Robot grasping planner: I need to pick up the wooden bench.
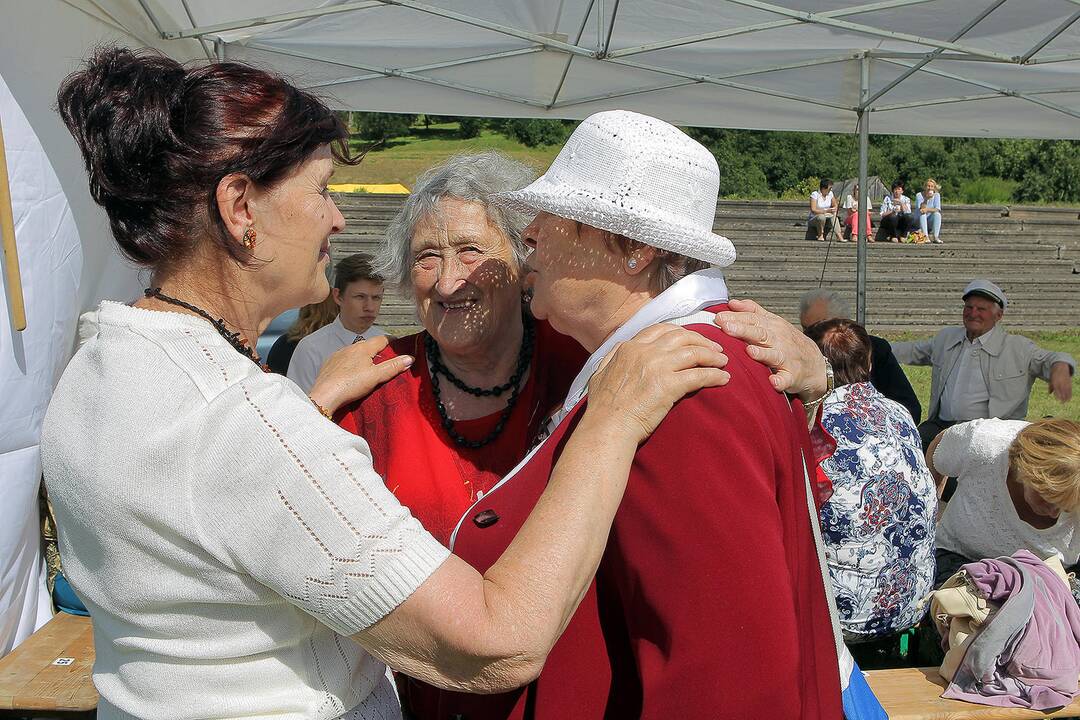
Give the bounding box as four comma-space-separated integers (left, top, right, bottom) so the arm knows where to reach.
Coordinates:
866, 666, 1080, 719
0, 613, 96, 718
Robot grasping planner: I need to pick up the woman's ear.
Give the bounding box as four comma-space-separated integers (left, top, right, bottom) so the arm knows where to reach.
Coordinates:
625, 243, 659, 276
216, 172, 256, 245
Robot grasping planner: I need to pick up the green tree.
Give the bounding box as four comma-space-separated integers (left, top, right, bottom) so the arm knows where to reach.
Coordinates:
358, 112, 416, 142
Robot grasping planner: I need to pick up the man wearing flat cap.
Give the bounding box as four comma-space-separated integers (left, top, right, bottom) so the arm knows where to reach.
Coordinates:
893, 279, 1075, 450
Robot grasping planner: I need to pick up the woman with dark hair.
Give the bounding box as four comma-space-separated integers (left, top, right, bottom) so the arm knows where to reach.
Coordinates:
809, 177, 838, 242
879, 181, 916, 242
806, 318, 937, 643
42, 47, 733, 719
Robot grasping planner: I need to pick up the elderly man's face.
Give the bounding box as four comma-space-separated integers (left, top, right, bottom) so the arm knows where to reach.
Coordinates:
962, 295, 1003, 338
409, 198, 522, 356
799, 299, 834, 331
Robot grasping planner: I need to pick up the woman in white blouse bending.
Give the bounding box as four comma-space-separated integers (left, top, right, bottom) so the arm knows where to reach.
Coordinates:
44, 48, 823, 719
927, 417, 1080, 592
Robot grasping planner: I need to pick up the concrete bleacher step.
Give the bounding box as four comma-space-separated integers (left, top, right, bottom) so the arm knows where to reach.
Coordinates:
330, 193, 1080, 334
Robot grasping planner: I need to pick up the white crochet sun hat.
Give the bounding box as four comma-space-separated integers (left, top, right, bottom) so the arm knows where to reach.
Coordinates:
494, 110, 735, 267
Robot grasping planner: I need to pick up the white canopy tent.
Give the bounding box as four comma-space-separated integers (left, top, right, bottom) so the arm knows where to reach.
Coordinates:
1, 0, 1078, 651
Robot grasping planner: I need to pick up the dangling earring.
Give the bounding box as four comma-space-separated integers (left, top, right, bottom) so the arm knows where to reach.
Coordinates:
242, 226, 257, 250
627, 257, 638, 270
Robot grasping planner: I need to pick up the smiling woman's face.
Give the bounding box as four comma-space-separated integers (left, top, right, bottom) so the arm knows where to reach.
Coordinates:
409, 197, 523, 356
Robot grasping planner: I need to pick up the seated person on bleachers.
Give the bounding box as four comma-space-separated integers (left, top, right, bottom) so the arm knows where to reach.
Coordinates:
915, 178, 942, 244
808, 178, 838, 242
926, 417, 1080, 599
800, 289, 921, 423
841, 182, 872, 242
879, 181, 916, 242
806, 319, 937, 642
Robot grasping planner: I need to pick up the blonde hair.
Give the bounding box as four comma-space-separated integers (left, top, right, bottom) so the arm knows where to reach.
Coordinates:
1009, 418, 1080, 513
926, 178, 939, 191
286, 293, 338, 342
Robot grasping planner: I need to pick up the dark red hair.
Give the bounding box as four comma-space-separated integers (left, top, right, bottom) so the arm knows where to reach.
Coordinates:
805, 318, 873, 386
57, 45, 360, 270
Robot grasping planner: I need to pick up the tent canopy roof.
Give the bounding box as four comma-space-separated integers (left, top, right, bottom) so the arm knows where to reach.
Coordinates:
124, 0, 1080, 139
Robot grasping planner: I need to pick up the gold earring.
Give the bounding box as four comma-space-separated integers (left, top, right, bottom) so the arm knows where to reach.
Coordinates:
242, 226, 257, 250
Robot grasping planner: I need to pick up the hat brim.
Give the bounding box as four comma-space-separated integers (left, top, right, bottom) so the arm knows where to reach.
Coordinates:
494, 180, 736, 268
963, 289, 1006, 308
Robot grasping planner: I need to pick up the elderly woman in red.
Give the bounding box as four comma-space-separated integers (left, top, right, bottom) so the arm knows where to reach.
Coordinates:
437, 111, 845, 719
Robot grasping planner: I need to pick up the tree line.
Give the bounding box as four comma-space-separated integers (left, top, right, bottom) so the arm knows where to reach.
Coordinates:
341, 112, 1080, 205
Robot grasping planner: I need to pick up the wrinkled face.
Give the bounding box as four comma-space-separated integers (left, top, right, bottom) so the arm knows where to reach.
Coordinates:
520, 211, 627, 343
1022, 482, 1061, 519
410, 197, 522, 355
800, 299, 833, 331
334, 278, 384, 335
962, 294, 1003, 338
251, 145, 344, 308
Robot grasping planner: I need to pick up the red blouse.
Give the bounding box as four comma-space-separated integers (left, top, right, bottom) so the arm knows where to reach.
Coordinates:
440, 308, 844, 720
337, 321, 587, 546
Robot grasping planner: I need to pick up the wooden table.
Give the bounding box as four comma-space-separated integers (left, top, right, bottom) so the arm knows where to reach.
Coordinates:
866, 667, 1080, 719
0, 613, 97, 717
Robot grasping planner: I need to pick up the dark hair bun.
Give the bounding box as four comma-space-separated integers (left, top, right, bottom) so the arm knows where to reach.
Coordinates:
58, 45, 357, 271
57, 46, 188, 265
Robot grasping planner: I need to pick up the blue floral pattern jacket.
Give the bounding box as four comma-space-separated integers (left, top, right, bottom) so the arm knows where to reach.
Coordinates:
819, 382, 937, 641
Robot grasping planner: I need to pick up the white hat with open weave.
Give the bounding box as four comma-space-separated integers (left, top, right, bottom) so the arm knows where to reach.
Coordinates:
494, 110, 735, 267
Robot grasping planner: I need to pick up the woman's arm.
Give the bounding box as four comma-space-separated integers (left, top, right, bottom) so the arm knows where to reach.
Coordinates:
352, 324, 729, 693
925, 431, 948, 496
809, 195, 822, 215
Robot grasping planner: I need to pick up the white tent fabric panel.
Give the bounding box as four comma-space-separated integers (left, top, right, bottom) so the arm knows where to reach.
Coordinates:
0, 72, 81, 655
112, 0, 1080, 139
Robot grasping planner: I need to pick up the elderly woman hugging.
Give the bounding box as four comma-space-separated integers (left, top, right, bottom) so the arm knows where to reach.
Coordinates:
430, 112, 842, 719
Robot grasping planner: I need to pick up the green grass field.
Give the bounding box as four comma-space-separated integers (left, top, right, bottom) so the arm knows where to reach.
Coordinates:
882, 330, 1080, 422
335, 126, 559, 187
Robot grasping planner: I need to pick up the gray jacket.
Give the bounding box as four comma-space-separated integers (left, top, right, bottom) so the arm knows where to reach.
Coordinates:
892, 325, 1075, 422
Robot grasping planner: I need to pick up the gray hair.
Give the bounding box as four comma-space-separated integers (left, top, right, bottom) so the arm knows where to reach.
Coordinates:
376, 151, 537, 294
799, 288, 851, 321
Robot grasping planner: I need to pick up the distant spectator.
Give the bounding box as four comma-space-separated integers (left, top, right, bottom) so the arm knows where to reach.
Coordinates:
809, 178, 838, 242
287, 253, 387, 392
879, 181, 916, 242
892, 279, 1075, 450
926, 417, 1080, 590
800, 289, 921, 423
916, 179, 943, 244
806, 318, 937, 641
841, 183, 872, 242
265, 293, 338, 375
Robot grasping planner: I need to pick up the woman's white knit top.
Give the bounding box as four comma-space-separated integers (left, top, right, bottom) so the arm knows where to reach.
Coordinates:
41, 302, 450, 720
935, 418, 1080, 564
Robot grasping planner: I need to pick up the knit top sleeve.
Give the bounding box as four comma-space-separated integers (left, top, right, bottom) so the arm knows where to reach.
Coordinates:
933, 418, 1027, 480
186, 372, 451, 637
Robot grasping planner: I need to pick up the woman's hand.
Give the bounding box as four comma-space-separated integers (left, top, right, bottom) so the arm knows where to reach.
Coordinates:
712, 298, 828, 403
587, 324, 730, 443
308, 336, 413, 414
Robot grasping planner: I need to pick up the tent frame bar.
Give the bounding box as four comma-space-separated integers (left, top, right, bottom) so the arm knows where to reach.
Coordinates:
607, 0, 937, 59
861, 0, 1007, 108
1021, 9, 1080, 63
856, 54, 870, 326
246, 42, 551, 108
301, 47, 544, 91
877, 58, 1080, 121
548, 0, 597, 107
722, 0, 1019, 62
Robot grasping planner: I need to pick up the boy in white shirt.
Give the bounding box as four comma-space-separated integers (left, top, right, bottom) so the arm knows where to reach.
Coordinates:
288, 253, 387, 392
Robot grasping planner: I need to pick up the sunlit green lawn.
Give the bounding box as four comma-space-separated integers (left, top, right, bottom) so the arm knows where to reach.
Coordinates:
335, 126, 559, 188
881, 330, 1080, 422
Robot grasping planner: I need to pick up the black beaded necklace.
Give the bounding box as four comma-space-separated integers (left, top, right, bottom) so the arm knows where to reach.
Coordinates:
144, 288, 266, 369
425, 315, 535, 449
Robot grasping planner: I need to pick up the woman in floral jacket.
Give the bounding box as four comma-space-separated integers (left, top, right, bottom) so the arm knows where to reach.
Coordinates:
807, 318, 937, 641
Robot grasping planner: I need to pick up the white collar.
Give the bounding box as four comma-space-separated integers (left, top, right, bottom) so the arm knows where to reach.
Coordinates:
328, 315, 358, 344
561, 268, 729, 412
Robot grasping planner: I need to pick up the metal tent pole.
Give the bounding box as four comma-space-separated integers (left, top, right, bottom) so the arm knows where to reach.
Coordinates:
0, 114, 26, 331
856, 54, 870, 325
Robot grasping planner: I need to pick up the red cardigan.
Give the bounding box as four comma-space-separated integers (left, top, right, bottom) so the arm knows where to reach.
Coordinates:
442, 311, 843, 719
